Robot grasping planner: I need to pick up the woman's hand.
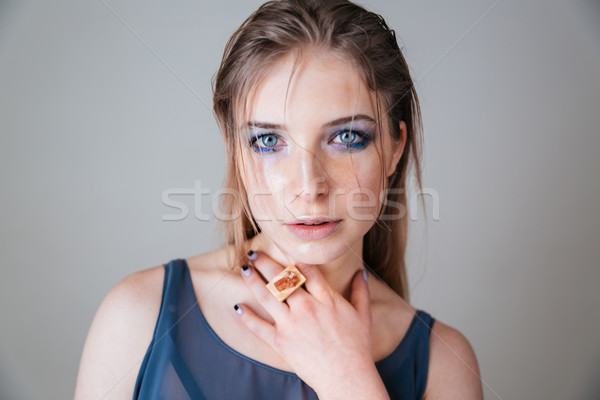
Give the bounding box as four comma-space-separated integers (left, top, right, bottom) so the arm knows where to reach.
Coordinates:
234, 251, 389, 400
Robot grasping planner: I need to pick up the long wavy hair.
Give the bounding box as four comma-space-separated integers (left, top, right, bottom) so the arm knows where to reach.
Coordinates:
212, 0, 426, 300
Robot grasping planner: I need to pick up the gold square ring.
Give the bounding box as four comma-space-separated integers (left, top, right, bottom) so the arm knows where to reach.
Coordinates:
265, 264, 307, 302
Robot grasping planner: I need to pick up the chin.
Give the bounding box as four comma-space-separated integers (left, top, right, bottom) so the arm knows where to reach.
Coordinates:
279, 240, 355, 266
256, 223, 367, 265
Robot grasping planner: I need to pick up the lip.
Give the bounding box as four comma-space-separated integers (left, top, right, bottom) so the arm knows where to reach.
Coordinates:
285, 220, 341, 240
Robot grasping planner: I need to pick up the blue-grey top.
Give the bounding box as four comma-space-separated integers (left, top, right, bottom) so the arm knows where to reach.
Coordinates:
133, 259, 435, 400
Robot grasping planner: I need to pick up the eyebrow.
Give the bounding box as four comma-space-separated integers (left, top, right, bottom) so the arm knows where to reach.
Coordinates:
246, 114, 376, 130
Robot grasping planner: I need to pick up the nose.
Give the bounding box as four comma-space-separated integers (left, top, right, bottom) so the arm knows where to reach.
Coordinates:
294, 149, 329, 200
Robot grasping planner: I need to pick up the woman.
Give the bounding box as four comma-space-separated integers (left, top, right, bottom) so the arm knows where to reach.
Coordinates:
75, 0, 483, 398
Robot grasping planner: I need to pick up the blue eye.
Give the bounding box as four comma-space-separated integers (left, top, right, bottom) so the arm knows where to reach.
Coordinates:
249, 133, 281, 153
331, 129, 371, 150
338, 130, 358, 144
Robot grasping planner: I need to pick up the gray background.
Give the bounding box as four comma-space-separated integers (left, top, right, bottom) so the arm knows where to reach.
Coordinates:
1, 0, 599, 399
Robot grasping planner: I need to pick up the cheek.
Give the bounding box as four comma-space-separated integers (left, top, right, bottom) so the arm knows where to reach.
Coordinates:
243, 161, 287, 220
336, 158, 385, 219
243, 153, 385, 221
337, 156, 384, 194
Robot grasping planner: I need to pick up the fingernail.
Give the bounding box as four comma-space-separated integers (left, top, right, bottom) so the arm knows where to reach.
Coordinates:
362, 269, 368, 282
234, 304, 243, 315
247, 250, 258, 261
241, 264, 252, 277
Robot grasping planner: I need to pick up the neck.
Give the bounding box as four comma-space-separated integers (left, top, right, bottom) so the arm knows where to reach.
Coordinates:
249, 233, 364, 302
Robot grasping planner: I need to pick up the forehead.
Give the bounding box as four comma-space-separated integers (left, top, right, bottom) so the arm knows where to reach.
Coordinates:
245, 51, 377, 126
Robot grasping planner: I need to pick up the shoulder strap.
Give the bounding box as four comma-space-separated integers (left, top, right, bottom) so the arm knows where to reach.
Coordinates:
152, 259, 188, 336
414, 310, 436, 400
133, 259, 187, 399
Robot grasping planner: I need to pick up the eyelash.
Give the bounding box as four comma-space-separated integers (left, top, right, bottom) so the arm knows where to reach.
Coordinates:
248, 129, 372, 154
330, 129, 371, 151
248, 133, 282, 153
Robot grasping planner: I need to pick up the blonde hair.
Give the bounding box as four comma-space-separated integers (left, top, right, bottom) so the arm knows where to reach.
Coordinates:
212, 0, 426, 300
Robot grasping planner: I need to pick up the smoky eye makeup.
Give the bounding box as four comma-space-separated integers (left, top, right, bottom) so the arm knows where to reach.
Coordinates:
245, 119, 377, 154
247, 128, 285, 153
328, 122, 376, 151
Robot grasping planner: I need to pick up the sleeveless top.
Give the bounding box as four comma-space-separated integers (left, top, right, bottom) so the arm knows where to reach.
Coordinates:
133, 259, 435, 400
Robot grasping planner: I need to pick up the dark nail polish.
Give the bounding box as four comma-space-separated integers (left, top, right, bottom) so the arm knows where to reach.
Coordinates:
241, 264, 251, 277
247, 250, 258, 261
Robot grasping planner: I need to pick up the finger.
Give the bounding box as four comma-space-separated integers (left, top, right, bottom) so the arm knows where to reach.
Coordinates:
240, 264, 288, 320
247, 250, 286, 281
248, 251, 312, 305
350, 268, 371, 323
293, 263, 335, 304
233, 303, 277, 347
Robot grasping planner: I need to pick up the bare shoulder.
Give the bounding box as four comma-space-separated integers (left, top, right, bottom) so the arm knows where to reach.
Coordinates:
74, 264, 166, 400
184, 244, 243, 290
186, 243, 238, 273
424, 319, 484, 400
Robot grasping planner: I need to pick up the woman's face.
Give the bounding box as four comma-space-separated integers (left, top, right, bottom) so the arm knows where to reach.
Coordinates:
240, 51, 405, 265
